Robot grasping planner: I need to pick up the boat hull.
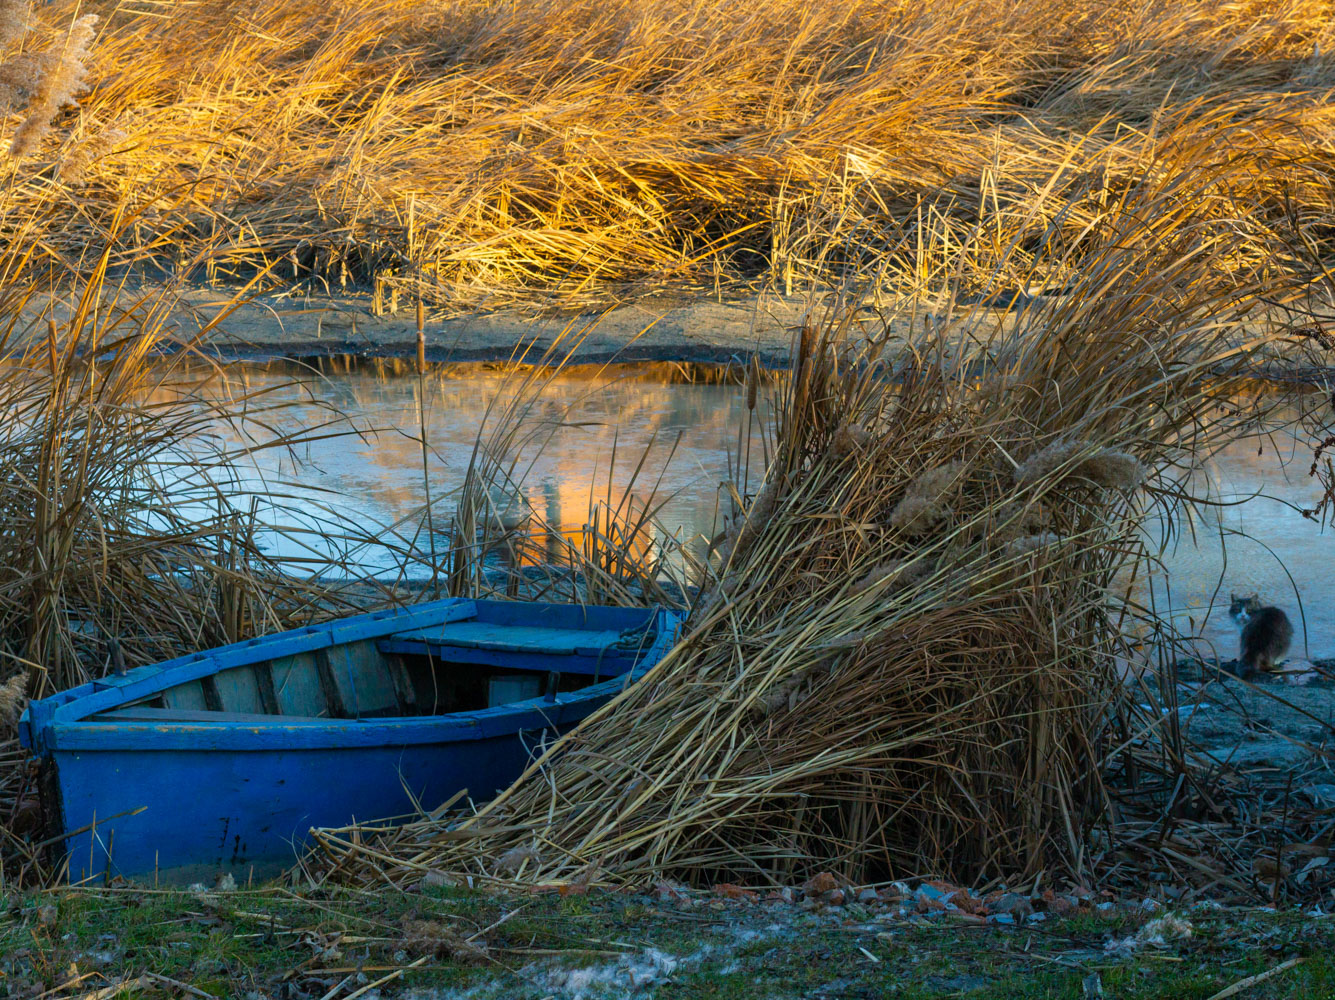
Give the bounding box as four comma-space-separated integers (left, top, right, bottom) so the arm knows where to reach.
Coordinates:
21, 598, 680, 881
46, 708, 585, 881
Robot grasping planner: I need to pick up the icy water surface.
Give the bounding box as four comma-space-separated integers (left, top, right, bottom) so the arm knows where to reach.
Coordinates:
1142, 413, 1334, 663
192, 360, 769, 579
194, 362, 1334, 659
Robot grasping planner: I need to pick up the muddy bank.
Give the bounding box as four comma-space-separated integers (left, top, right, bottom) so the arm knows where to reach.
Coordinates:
172, 286, 824, 365
25, 282, 1330, 373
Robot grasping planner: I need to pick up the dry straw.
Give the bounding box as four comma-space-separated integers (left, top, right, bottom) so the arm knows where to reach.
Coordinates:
0, 0, 1333, 304
311, 133, 1318, 890
0, 232, 412, 705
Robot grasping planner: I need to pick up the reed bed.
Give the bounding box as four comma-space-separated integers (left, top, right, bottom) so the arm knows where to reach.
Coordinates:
438, 332, 708, 610
1, 0, 1333, 307
0, 246, 443, 880
0, 242, 399, 706
311, 147, 1318, 892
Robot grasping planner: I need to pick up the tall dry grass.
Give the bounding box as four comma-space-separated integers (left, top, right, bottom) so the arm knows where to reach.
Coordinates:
0, 231, 416, 877
311, 132, 1317, 891
0, 0, 1332, 306
0, 246, 397, 708
437, 329, 708, 609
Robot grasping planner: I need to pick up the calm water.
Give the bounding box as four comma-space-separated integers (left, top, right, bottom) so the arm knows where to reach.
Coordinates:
1143, 421, 1334, 662
195, 364, 1334, 659
192, 363, 769, 579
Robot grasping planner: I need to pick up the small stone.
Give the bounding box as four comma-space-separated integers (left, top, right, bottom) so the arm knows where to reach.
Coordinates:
914, 883, 953, 907
713, 882, 758, 903
825, 889, 846, 906
857, 888, 879, 904
803, 872, 839, 896
993, 893, 1034, 919
1046, 894, 1078, 916
987, 913, 1015, 925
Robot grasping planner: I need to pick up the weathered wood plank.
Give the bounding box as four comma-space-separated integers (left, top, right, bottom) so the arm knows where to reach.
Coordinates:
162, 681, 208, 712
212, 667, 266, 714
388, 622, 623, 655
334, 639, 400, 718
268, 653, 327, 718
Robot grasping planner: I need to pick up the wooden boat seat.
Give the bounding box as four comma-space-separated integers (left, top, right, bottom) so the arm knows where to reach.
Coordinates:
377, 621, 646, 676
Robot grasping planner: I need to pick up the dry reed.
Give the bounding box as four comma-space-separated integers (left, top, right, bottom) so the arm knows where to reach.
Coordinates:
0, 0, 1331, 308
310, 139, 1317, 891
0, 238, 401, 705
440, 328, 693, 610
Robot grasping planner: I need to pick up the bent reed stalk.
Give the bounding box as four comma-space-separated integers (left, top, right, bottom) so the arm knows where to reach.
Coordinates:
310, 141, 1317, 891
1, 0, 1334, 308
0, 255, 400, 709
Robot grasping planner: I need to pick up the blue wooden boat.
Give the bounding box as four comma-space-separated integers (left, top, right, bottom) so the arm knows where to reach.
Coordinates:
19, 597, 681, 882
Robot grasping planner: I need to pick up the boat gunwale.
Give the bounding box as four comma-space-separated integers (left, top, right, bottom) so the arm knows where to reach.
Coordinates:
41, 672, 645, 751
21, 599, 678, 754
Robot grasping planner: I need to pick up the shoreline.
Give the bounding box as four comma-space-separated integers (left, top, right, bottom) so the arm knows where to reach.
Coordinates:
176, 285, 818, 366
25, 281, 1335, 382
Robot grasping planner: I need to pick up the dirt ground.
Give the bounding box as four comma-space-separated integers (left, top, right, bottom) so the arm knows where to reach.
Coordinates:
4, 876, 1332, 999
1167, 660, 1335, 778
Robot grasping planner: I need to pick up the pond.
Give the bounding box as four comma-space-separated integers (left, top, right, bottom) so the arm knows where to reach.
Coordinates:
195, 362, 1334, 660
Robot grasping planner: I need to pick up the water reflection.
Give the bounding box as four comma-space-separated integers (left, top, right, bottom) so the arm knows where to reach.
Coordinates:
195, 364, 1332, 659
196, 363, 769, 581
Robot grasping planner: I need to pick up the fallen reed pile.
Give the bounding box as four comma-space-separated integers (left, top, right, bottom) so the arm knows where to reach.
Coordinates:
2, 0, 1334, 306
312, 153, 1315, 890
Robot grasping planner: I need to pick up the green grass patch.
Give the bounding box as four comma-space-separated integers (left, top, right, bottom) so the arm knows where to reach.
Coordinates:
1, 886, 1332, 998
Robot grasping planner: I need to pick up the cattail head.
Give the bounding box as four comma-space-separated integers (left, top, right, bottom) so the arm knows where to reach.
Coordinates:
1003, 532, 1061, 557
0, 0, 27, 51
832, 422, 872, 458
0, 672, 26, 730
9, 13, 98, 159
1077, 450, 1145, 490
57, 124, 126, 185
724, 478, 779, 564
746, 355, 760, 410
889, 461, 962, 534
850, 557, 933, 598
1015, 439, 1145, 492
495, 843, 540, 873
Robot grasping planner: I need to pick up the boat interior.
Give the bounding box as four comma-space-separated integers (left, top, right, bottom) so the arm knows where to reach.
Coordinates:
90, 601, 663, 724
